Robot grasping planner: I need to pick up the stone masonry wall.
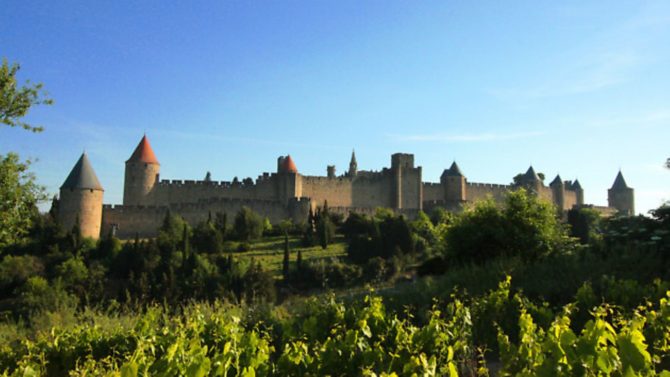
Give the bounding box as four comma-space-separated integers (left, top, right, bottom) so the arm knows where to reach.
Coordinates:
466, 182, 511, 202
301, 176, 353, 207
422, 183, 443, 202
59, 188, 104, 239
351, 174, 394, 208
102, 197, 298, 239
563, 190, 577, 210
149, 175, 279, 205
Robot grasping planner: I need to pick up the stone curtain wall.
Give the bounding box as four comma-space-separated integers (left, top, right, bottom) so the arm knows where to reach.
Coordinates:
149, 175, 280, 205
102, 197, 299, 239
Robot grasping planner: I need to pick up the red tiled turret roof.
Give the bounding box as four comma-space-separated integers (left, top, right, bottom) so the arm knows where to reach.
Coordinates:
283, 155, 298, 173
126, 135, 159, 164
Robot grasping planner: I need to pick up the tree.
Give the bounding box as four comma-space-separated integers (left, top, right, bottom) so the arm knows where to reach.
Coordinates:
282, 233, 290, 279
0, 153, 46, 250
316, 214, 335, 250
0, 60, 52, 251
233, 206, 263, 241
1, 59, 53, 132
445, 189, 572, 264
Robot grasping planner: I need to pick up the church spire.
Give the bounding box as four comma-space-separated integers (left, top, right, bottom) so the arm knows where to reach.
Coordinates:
348, 149, 358, 176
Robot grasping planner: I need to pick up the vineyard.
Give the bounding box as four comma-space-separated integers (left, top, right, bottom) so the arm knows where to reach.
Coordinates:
1, 277, 669, 376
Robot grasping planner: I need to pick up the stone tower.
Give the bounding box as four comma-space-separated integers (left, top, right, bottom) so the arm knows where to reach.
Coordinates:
608, 171, 635, 216
58, 153, 104, 239
572, 179, 584, 205
390, 153, 422, 210
277, 155, 302, 204
549, 174, 565, 210
519, 166, 543, 194
348, 150, 357, 177
123, 135, 160, 206
441, 161, 466, 202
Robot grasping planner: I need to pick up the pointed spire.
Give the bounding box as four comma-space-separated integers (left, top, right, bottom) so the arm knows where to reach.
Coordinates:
446, 161, 464, 177
550, 174, 563, 187
572, 179, 582, 190
61, 153, 103, 191
348, 149, 358, 176
283, 155, 298, 173
611, 171, 629, 190
127, 135, 159, 164
524, 166, 540, 181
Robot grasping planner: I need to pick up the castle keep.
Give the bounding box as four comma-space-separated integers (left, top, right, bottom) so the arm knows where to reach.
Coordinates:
58, 135, 636, 239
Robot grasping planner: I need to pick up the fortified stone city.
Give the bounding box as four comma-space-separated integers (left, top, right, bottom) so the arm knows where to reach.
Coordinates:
57, 135, 635, 239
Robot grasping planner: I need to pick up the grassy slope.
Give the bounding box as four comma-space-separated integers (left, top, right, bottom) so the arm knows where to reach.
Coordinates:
226, 235, 347, 277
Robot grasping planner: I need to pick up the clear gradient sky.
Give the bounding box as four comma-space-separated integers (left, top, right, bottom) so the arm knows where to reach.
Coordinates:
1, 1, 669, 214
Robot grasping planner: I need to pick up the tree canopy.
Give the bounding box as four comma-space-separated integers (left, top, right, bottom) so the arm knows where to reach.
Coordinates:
445, 189, 572, 264
0, 59, 52, 251
1, 59, 52, 132
0, 154, 46, 250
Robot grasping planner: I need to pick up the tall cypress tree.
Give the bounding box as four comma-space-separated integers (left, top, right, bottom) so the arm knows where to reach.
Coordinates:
296, 248, 303, 272
282, 233, 290, 279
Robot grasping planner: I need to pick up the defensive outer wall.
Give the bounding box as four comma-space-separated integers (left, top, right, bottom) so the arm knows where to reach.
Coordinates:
58, 136, 635, 239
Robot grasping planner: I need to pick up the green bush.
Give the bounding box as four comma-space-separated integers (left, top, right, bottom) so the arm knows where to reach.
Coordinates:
233, 207, 264, 241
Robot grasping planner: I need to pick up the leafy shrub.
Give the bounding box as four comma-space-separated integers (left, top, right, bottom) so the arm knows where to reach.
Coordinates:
233, 206, 264, 241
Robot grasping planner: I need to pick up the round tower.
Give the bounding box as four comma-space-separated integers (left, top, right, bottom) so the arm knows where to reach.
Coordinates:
518, 166, 543, 194
572, 179, 584, 205
58, 153, 104, 239
549, 174, 565, 211
441, 161, 466, 202
608, 171, 635, 216
277, 155, 301, 204
123, 135, 160, 206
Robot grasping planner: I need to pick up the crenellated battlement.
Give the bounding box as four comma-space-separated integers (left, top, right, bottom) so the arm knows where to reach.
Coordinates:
467, 182, 511, 189
423, 182, 442, 188
158, 178, 262, 188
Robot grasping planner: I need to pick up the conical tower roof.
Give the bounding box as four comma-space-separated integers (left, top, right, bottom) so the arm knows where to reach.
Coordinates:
350, 150, 357, 165
524, 166, 540, 181
61, 153, 103, 191
126, 135, 159, 164
550, 174, 563, 187
446, 161, 464, 177
283, 155, 298, 173
611, 171, 629, 190
572, 179, 582, 190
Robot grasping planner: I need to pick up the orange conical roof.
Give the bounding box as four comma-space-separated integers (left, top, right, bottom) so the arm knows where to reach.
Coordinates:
283, 155, 298, 173
126, 135, 159, 164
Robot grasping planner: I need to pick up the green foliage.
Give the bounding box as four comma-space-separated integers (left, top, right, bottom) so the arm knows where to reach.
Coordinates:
192, 220, 223, 254
233, 207, 264, 241
316, 212, 335, 250
0, 59, 53, 132
0, 153, 46, 251
567, 206, 603, 245
17, 276, 77, 317
497, 294, 670, 376
0, 255, 43, 295
445, 189, 573, 265
344, 212, 415, 264
4, 278, 668, 376
282, 234, 290, 279
158, 211, 190, 247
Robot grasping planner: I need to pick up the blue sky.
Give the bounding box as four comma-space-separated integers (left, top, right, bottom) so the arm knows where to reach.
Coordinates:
1, 1, 669, 214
